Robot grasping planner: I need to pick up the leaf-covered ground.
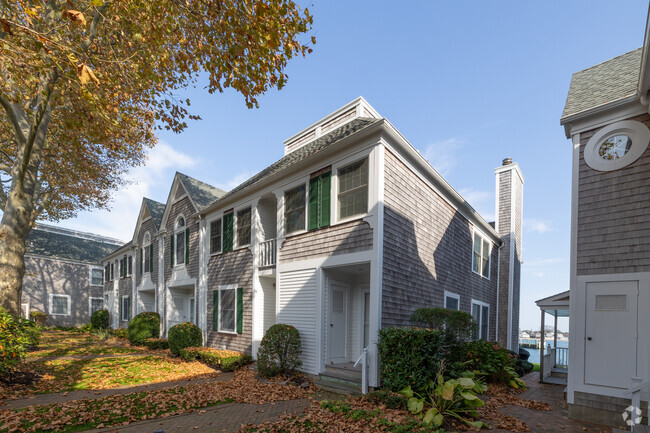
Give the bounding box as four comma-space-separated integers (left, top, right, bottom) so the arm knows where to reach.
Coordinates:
26, 331, 145, 359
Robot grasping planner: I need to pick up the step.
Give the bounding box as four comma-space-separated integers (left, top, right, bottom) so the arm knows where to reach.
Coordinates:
324, 365, 362, 382
314, 377, 361, 396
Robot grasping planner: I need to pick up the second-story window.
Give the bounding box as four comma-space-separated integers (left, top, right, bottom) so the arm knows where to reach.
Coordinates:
472, 231, 491, 279
285, 185, 306, 234
338, 158, 368, 220
127, 256, 132, 276
143, 232, 151, 274
308, 168, 331, 230
210, 218, 222, 254
236, 208, 251, 247
172, 216, 189, 266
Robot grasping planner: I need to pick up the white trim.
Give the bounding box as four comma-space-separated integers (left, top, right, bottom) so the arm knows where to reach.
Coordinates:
283, 182, 308, 236
583, 120, 650, 171
334, 155, 371, 224
568, 132, 580, 405
143, 231, 152, 275
471, 227, 492, 280
234, 205, 253, 248
89, 297, 104, 317
174, 214, 188, 267
471, 299, 490, 341
207, 215, 223, 255
89, 266, 104, 287
217, 284, 238, 334
49, 294, 71, 316
444, 291, 460, 310
21, 302, 30, 319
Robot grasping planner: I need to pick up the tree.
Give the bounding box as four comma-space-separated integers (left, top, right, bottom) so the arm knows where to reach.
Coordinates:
0, 0, 314, 315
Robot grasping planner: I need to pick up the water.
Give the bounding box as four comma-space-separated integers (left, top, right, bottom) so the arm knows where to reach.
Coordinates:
521, 340, 569, 364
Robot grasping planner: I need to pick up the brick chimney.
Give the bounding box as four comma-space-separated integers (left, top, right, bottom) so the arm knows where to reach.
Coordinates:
495, 158, 524, 351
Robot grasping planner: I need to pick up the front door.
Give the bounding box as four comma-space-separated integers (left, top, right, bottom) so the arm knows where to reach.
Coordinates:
584, 280, 638, 388
171, 294, 189, 326
328, 283, 348, 363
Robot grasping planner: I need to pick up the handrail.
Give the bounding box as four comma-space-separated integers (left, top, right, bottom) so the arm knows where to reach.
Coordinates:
625, 378, 650, 395
353, 346, 368, 394
624, 378, 648, 431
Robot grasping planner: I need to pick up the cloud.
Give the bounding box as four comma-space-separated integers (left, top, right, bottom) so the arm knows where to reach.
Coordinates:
524, 218, 553, 234
214, 170, 256, 193
457, 187, 494, 222
423, 138, 463, 176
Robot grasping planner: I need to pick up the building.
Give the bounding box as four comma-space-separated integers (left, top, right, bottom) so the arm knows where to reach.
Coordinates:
102, 97, 523, 390
559, 6, 650, 426
22, 224, 123, 327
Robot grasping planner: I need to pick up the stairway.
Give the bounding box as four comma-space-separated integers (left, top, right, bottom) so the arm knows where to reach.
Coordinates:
315, 363, 362, 395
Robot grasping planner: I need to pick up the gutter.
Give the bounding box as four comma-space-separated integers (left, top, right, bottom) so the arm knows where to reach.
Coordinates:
560, 94, 640, 138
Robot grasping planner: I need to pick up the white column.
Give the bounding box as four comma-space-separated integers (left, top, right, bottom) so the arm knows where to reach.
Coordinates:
157, 233, 166, 335
250, 198, 263, 358
198, 217, 208, 345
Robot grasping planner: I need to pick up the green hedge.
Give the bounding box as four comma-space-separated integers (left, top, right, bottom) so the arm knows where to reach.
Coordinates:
168, 322, 202, 356
91, 310, 109, 330
142, 338, 168, 350
410, 307, 477, 341
179, 347, 252, 371
256, 324, 302, 378
0, 308, 40, 376
127, 312, 160, 345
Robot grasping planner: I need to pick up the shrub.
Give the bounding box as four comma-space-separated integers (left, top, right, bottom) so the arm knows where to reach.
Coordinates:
256, 324, 302, 378
410, 307, 477, 341
0, 307, 40, 375
127, 312, 160, 345
515, 359, 534, 377
30, 311, 47, 327
464, 340, 525, 388
142, 338, 169, 350
180, 347, 252, 371
110, 328, 128, 339
91, 309, 110, 330
168, 322, 202, 356
80, 323, 93, 332
378, 327, 465, 392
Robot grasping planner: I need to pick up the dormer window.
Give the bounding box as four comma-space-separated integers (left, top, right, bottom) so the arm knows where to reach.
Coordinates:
171, 216, 189, 266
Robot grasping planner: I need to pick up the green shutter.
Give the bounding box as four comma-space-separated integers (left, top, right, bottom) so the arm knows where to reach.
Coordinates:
139, 249, 143, 274
236, 287, 243, 334
185, 228, 190, 264
213, 290, 219, 331
320, 172, 331, 227
223, 212, 234, 252
170, 235, 174, 266
308, 177, 319, 230
149, 243, 154, 271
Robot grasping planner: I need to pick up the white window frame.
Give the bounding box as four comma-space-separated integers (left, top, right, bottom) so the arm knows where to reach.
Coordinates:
175, 215, 187, 266
49, 294, 71, 316
143, 231, 152, 274
21, 302, 30, 319
583, 120, 650, 171
127, 255, 132, 276
121, 295, 130, 322
235, 206, 252, 248
471, 228, 491, 280
332, 149, 373, 225
471, 299, 490, 341
444, 291, 460, 310
284, 183, 308, 235
217, 284, 237, 334
89, 297, 104, 317
209, 216, 223, 255
90, 267, 104, 286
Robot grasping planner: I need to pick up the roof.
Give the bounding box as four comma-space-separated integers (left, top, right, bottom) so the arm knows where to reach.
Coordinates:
106, 240, 133, 258
27, 226, 124, 265
203, 117, 380, 211
561, 48, 642, 121
143, 198, 165, 229
177, 173, 226, 211
535, 290, 570, 317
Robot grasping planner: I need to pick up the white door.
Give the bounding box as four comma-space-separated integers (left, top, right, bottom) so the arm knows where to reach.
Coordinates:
584, 280, 638, 388
328, 283, 348, 363
171, 294, 188, 326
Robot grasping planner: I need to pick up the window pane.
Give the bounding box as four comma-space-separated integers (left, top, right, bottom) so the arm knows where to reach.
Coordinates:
144, 246, 150, 273
220, 289, 236, 332
338, 159, 368, 219
285, 185, 306, 234
53, 296, 68, 315
237, 208, 251, 246
90, 298, 103, 315
128, 256, 132, 275
445, 296, 459, 310
122, 297, 129, 321
481, 305, 489, 340
91, 269, 103, 285
210, 219, 222, 254
176, 231, 185, 264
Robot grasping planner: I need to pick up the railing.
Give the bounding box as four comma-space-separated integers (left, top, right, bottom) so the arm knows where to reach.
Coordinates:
624, 378, 649, 431
542, 347, 553, 379
555, 347, 569, 369
353, 346, 369, 394
259, 238, 277, 267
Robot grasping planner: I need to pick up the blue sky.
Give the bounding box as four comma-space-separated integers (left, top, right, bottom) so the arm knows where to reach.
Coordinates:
54, 1, 649, 331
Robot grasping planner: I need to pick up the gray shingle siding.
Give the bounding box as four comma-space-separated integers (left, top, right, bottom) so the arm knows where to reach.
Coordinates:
136, 218, 158, 287
163, 196, 200, 283
497, 171, 511, 348
577, 113, 650, 275
381, 150, 497, 340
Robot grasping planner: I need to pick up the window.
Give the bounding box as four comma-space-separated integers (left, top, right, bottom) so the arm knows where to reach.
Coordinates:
444, 291, 460, 310
172, 216, 189, 266
471, 300, 489, 341
584, 120, 650, 171
89, 297, 104, 316
110, 262, 114, 280
236, 207, 251, 246
91, 268, 103, 286
121, 296, 131, 322
285, 185, 306, 234
105, 264, 110, 282
210, 218, 222, 254
143, 232, 152, 274
50, 294, 70, 316
308, 169, 331, 230
213, 286, 243, 333
222, 211, 234, 252
127, 256, 132, 276
338, 158, 368, 220
472, 231, 491, 279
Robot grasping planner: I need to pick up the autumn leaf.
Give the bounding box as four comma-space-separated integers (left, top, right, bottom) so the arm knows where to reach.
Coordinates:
65, 10, 87, 26
77, 64, 100, 85
0, 19, 12, 35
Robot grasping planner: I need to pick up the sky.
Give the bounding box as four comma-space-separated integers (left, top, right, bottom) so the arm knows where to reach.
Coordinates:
51, 1, 650, 332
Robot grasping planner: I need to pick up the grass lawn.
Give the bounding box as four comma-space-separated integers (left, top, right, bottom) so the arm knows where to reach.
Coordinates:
27, 331, 144, 359
532, 363, 540, 372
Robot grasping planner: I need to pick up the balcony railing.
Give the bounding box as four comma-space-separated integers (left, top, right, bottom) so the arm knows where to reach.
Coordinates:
555, 347, 568, 369
259, 238, 277, 267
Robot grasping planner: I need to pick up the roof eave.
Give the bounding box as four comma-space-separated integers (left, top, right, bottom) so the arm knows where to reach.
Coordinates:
560, 94, 640, 138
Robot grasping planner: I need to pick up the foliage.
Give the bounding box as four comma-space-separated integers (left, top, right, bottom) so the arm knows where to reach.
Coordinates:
110, 328, 128, 340
378, 327, 465, 392
167, 322, 202, 356
0, 307, 39, 375
142, 338, 168, 350
365, 390, 408, 410
180, 347, 252, 371
29, 311, 47, 326
515, 359, 534, 377
399, 364, 487, 429
80, 323, 93, 332
91, 309, 109, 330
464, 340, 525, 388
127, 312, 160, 345
256, 323, 302, 378
410, 308, 478, 341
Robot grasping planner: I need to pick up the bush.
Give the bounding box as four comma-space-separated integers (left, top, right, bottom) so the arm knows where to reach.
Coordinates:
256, 324, 302, 378
378, 327, 465, 392
110, 328, 128, 339
30, 311, 47, 327
168, 322, 202, 356
142, 338, 168, 350
464, 340, 524, 388
127, 312, 160, 345
515, 359, 534, 377
91, 309, 110, 330
0, 307, 40, 375
410, 307, 477, 341
180, 347, 252, 371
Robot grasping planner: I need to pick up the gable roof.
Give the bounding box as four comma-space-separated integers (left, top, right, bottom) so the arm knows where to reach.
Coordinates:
201, 117, 380, 214
143, 198, 165, 229
561, 48, 642, 122
177, 173, 226, 211
27, 226, 124, 265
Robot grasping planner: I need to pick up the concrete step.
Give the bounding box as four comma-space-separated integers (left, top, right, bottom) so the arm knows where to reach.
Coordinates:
314, 377, 361, 396
324, 365, 362, 382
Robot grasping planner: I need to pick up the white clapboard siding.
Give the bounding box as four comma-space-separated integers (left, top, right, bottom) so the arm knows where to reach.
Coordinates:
278, 269, 317, 374
348, 288, 361, 361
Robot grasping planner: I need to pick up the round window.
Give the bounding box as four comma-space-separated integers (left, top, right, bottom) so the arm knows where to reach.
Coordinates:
584, 121, 650, 171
